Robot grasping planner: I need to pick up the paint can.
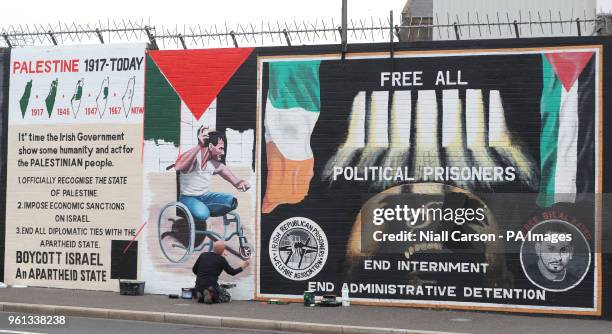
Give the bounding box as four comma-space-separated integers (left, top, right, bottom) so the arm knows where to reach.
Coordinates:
119, 280, 145, 296
181, 287, 193, 299
303, 290, 315, 306
268, 299, 287, 305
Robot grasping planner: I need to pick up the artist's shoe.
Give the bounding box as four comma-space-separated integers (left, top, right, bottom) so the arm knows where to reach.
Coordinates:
203, 289, 213, 304
196, 291, 204, 303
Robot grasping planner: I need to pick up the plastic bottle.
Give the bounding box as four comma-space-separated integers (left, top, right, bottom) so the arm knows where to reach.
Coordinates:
342, 285, 350, 306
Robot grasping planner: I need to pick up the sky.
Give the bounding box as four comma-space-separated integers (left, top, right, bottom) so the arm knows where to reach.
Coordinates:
599, 0, 612, 11
0, 0, 406, 27
0, 0, 610, 27
0, 0, 609, 27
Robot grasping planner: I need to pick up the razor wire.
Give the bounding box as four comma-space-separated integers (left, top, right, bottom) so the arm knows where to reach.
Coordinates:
154, 17, 396, 49
428, 9, 605, 41
0, 13, 608, 49
0, 18, 154, 48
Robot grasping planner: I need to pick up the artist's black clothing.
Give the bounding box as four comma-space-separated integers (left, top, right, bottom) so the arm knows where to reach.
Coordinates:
192, 252, 242, 290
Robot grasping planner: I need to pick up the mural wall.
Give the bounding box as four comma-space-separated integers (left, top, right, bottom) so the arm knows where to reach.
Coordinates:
256, 46, 603, 315
4, 44, 146, 290
0, 39, 609, 316
142, 48, 257, 299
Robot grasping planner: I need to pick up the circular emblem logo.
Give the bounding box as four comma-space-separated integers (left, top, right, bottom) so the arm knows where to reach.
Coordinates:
269, 217, 328, 281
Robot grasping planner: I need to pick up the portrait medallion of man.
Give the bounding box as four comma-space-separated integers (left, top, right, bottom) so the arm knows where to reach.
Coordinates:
520, 219, 591, 292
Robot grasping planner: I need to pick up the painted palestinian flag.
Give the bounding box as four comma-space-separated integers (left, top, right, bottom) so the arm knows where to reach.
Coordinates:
262, 60, 321, 213
537, 52, 595, 207
145, 48, 254, 146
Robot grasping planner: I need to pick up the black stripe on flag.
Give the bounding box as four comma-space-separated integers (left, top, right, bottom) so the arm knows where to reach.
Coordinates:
576, 57, 596, 197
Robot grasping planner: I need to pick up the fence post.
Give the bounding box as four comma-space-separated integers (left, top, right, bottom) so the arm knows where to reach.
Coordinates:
145, 26, 158, 50
48, 31, 58, 45
341, 0, 348, 52
2, 34, 11, 48
229, 31, 238, 47
282, 29, 291, 46
453, 22, 460, 40
178, 34, 187, 49
513, 20, 520, 38
390, 10, 394, 44
95, 29, 104, 44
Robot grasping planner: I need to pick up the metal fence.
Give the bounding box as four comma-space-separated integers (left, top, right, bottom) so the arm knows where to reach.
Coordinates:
0, 13, 608, 49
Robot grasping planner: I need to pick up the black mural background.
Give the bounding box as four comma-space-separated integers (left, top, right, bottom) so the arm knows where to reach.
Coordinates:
259, 44, 602, 312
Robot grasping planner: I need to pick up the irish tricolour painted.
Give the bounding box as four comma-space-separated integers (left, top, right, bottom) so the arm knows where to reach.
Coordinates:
263, 60, 321, 213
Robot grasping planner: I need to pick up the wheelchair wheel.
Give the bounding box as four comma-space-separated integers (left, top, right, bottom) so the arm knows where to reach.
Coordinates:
239, 242, 254, 260
158, 202, 195, 263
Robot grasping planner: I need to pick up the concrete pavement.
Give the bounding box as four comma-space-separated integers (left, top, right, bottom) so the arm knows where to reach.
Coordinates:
0, 287, 609, 334
0, 311, 288, 334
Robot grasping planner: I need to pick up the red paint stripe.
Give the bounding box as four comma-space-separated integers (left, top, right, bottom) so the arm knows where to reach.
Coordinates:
122, 221, 148, 254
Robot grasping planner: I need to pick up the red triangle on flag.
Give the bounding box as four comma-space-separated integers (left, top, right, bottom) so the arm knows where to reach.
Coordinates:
545, 52, 594, 92
149, 48, 254, 120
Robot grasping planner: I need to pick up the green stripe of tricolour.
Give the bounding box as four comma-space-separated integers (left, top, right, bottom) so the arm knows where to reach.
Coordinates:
268, 60, 321, 112
537, 54, 562, 207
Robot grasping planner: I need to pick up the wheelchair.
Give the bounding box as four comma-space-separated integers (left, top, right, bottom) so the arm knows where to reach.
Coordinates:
157, 164, 254, 263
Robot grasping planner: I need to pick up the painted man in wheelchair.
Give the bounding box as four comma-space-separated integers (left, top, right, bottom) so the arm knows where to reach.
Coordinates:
164, 126, 250, 252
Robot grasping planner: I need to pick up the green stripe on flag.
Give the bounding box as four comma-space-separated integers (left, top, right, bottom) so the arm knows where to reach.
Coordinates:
268, 60, 321, 112
538, 54, 562, 207
144, 54, 181, 146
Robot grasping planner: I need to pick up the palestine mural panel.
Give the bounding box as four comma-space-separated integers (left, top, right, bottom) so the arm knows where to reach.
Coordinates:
142, 49, 257, 299
0, 48, 9, 282
4, 44, 146, 290
257, 45, 603, 315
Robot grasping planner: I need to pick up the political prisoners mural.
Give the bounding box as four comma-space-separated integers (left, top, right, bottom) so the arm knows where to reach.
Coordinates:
0, 48, 9, 282
141, 48, 257, 299
257, 46, 603, 315
4, 44, 146, 290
